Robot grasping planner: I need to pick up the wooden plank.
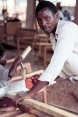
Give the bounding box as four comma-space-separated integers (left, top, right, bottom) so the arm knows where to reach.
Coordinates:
6, 95, 51, 117
21, 99, 78, 117
52, 104, 78, 115
9, 69, 44, 82
16, 102, 52, 117
15, 113, 37, 117
36, 42, 51, 46
0, 110, 22, 117
7, 94, 78, 117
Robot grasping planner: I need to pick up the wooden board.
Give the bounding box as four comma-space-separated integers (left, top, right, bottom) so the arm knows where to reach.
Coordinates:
16, 113, 37, 117
0, 110, 22, 117
7, 94, 78, 117
10, 69, 44, 82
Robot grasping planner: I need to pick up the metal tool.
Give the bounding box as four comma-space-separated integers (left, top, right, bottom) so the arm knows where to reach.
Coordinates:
20, 62, 26, 80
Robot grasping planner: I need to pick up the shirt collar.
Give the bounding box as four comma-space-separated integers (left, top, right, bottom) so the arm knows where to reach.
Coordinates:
55, 19, 61, 39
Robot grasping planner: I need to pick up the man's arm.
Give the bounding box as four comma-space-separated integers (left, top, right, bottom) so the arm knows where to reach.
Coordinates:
8, 57, 23, 78
14, 80, 49, 103
28, 80, 49, 97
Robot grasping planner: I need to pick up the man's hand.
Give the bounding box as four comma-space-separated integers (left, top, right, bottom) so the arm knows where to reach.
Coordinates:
13, 80, 48, 106
0, 58, 7, 66
13, 92, 31, 106
8, 57, 23, 78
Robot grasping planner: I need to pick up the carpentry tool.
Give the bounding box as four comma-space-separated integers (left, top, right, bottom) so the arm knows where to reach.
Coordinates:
0, 46, 31, 97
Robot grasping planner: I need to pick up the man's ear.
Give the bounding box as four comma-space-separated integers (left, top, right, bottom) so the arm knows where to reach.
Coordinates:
54, 13, 59, 18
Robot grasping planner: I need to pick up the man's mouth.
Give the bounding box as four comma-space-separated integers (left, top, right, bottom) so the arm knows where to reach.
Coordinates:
43, 27, 50, 31
43, 27, 52, 33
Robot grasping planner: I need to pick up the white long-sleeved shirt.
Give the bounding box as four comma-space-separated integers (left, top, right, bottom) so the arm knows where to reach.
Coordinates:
0, 65, 9, 88
39, 19, 78, 85
0, 65, 9, 81
0, 65, 29, 93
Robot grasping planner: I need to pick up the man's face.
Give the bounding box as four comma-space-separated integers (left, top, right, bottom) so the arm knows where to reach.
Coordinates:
36, 7, 58, 34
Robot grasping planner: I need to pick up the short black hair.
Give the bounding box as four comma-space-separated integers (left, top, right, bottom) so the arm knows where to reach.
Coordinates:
35, 1, 57, 17
0, 44, 5, 57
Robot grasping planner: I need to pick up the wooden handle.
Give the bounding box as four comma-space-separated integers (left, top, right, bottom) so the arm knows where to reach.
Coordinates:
26, 70, 44, 77
20, 46, 31, 59
7, 46, 31, 64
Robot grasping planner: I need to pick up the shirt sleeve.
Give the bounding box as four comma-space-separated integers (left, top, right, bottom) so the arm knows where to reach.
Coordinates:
0, 64, 9, 81
39, 25, 77, 85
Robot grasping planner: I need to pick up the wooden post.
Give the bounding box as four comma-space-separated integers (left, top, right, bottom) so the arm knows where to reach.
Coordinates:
74, 0, 78, 24
26, 0, 36, 29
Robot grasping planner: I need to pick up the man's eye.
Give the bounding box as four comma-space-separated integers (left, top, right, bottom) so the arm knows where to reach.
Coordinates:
45, 17, 50, 21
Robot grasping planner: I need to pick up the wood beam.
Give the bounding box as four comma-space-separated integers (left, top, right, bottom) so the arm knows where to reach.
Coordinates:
26, 0, 36, 29
10, 69, 44, 82
7, 94, 78, 117
0, 110, 22, 117
15, 113, 37, 117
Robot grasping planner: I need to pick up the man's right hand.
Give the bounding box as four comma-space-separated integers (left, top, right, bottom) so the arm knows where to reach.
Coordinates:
8, 56, 23, 78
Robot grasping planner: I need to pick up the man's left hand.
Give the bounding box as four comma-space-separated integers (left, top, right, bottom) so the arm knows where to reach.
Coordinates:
13, 92, 31, 106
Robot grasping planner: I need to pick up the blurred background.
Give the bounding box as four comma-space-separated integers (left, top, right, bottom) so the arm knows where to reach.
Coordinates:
0, 0, 76, 27
0, 0, 77, 70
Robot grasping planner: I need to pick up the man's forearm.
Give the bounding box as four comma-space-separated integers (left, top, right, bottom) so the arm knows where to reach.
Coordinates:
8, 57, 23, 78
27, 80, 49, 97
8, 63, 17, 77
13, 80, 49, 103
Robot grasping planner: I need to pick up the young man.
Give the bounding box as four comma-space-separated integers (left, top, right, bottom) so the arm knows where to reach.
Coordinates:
14, 1, 78, 103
